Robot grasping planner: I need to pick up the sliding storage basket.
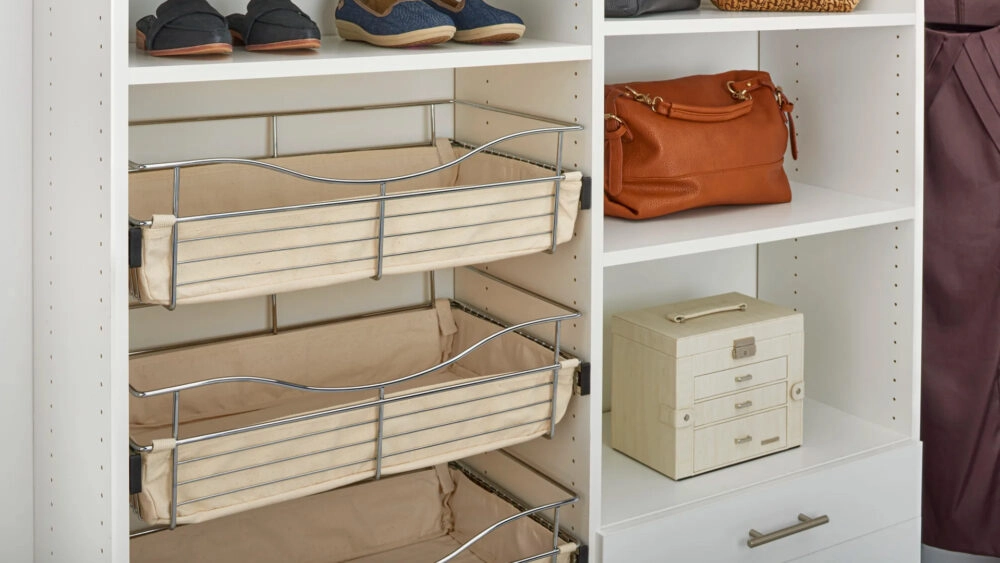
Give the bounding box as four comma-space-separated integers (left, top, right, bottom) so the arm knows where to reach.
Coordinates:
128, 101, 584, 307
130, 295, 579, 526
132, 456, 581, 563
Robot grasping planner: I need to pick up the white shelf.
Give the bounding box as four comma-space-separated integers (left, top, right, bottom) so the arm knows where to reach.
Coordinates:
603, 0, 915, 36
603, 182, 914, 266
128, 37, 592, 85
601, 398, 912, 531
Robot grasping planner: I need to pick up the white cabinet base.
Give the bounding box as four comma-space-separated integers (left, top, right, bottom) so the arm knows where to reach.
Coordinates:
599, 441, 921, 563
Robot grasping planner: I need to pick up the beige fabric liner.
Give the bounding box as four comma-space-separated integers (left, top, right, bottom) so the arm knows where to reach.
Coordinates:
131, 465, 576, 563
131, 301, 578, 525
130, 140, 583, 305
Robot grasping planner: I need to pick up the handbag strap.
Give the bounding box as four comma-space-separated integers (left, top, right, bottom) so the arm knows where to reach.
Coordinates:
604, 113, 631, 198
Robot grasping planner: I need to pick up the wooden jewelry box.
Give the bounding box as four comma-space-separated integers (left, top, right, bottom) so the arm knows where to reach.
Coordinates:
611, 293, 804, 480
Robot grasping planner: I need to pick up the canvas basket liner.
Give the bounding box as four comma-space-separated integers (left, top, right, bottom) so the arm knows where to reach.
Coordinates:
129, 140, 583, 305
130, 300, 578, 525
131, 464, 577, 563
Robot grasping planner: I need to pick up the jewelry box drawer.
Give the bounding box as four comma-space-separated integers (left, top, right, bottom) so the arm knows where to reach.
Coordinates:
693, 356, 788, 400
693, 382, 789, 427
599, 441, 921, 563
694, 407, 788, 473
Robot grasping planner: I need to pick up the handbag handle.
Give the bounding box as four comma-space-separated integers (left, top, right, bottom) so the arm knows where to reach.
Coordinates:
616, 84, 755, 122
654, 100, 754, 121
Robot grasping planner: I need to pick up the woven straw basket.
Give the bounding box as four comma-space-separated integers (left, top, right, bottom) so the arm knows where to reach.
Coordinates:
710, 0, 859, 10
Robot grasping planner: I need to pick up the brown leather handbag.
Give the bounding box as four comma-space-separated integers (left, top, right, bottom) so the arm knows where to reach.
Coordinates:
604, 70, 797, 220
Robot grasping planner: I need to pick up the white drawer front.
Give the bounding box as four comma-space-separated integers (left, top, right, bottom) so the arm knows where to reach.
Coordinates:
599, 441, 921, 563
694, 382, 788, 427
694, 408, 788, 472
790, 518, 920, 562
694, 356, 788, 400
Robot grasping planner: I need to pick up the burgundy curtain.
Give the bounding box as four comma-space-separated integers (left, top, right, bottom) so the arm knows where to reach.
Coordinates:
923, 0, 1000, 556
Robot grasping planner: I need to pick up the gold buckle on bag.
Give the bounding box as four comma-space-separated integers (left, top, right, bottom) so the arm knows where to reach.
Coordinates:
726, 81, 753, 102
624, 86, 663, 111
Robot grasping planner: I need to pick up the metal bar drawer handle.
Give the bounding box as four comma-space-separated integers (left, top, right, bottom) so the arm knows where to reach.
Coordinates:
734, 435, 753, 445
747, 514, 830, 548
669, 303, 747, 323
735, 374, 753, 383
735, 400, 753, 409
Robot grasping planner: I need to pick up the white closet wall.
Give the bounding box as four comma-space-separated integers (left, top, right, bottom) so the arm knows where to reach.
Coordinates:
1, 1, 34, 561
33, 1, 131, 562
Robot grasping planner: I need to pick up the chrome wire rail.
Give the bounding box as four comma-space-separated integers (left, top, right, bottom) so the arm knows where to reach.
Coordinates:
129, 270, 580, 531
128, 100, 582, 310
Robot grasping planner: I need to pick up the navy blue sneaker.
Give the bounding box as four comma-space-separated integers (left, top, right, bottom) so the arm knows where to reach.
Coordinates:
335, 0, 456, 48
422, 0, 524, 43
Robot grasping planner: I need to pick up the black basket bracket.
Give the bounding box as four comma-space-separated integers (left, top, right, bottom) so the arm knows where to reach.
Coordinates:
576, 363, 591, 396
580, 176, 592, 210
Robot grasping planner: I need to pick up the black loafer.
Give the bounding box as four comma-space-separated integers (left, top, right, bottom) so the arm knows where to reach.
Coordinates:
136, 0, 233, 56
227, 0, 321, 51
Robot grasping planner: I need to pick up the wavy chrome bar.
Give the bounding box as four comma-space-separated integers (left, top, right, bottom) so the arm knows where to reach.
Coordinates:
130, 126, 575, 181
129, 312, 578, 399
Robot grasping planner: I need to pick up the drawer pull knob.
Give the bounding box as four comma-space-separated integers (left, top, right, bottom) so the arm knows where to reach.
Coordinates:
735, 400, 753, 409
734, 435, 753, 445
735, 374, 753, 383
747, 513, 830, 548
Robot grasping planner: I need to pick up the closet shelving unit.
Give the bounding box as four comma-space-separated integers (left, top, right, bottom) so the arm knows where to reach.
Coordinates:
34, 0, 922, 561
593, 0, 924, 561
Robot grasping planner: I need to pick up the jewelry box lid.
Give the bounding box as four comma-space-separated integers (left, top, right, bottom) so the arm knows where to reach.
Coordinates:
612, 292, 803, 358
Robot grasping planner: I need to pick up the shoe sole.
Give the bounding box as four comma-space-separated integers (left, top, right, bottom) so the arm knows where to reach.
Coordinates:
136, 29, 233, 56
231, 30, 321, 51
335, 21, 455, 48
453, 23, 525, 44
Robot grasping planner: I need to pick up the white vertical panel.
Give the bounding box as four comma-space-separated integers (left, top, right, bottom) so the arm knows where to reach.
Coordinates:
761, 27, 917, 206
34, 0, 129, 561
907, 5, 923, 441
588, 1, 605, 555
491, 0, 592, 43
456, 54, 595, 544
0, 0, 34, 561
455, 61, 589, 168
758, 223, 915, 436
